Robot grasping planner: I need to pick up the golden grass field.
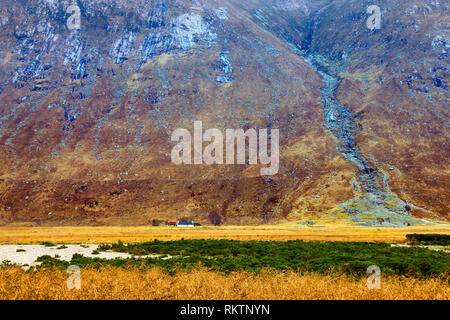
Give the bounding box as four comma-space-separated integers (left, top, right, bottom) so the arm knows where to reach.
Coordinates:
0, 223, 449, 244
0, 267, 448, 300
0, 223, 448, 300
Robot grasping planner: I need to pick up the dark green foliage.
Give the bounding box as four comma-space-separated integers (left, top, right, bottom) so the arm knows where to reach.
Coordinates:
37, 240, 449, 278
40, 241, 56, 247
406, 234, 450, 246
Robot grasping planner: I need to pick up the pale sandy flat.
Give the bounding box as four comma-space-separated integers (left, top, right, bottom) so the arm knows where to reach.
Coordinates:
0, 245, 138, 266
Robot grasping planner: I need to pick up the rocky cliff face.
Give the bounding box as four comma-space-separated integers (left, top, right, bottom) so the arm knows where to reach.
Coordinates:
0, 0, 448, 226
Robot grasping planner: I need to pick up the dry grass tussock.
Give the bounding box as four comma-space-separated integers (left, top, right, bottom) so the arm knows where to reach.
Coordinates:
0, 267, 448, 300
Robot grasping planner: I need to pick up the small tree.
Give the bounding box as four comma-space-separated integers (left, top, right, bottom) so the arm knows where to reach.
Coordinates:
152, 219, 163, 226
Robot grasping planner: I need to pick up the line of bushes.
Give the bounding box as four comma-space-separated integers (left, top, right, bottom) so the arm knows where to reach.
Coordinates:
406, 234, 450, 246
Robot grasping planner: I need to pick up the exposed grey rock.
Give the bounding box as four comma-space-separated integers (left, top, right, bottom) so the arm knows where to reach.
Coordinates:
112, 31, 135, 64
172, 13, 217, 50
214, 7, 229, 20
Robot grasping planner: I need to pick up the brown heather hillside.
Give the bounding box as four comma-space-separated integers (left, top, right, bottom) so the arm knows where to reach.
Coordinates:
0, 0, 448, 226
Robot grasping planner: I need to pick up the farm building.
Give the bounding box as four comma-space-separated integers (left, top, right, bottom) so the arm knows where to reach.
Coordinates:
177, 221, 195, 227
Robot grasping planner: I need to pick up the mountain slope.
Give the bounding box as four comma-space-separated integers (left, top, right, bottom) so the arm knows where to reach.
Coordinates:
0, 0, 448, 226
